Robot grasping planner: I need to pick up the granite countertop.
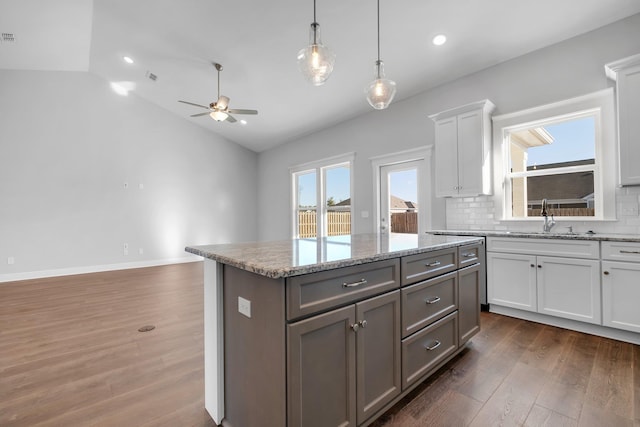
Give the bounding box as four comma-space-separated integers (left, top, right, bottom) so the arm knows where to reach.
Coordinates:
431, 229, 640, 242
185, 233, 483, 279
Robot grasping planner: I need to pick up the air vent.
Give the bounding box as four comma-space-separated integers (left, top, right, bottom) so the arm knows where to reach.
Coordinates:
2, 33, 16, 43
146, 71, 158, 81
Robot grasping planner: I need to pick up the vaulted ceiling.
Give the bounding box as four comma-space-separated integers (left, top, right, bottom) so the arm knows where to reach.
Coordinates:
2, 0, 640, 152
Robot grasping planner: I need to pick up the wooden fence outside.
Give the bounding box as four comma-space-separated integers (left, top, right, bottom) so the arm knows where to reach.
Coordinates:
298, 211, 418, 237
391, 212, 418, 234
298, 211, 351, 237
528, 208, 595, 217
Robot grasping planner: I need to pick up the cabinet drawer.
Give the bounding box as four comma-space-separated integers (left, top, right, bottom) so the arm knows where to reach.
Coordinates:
401, 271, 457, 338
287, 259, 400, 320
401, 312, 458, 389
458, 241, 483, 268
487, 237, 599, 259
602, 241, 640, 262
401, 248, 457, 286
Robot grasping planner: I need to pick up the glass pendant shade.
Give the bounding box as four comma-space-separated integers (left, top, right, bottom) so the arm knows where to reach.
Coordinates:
297, 23, 335, 86
210, 110, 229, 121
366, 60, 396, 110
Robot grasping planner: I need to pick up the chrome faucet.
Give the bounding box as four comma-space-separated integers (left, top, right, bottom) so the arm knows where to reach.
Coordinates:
541, 198, 556, 232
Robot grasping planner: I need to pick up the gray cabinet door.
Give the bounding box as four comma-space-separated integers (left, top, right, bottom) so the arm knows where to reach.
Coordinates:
287, 305, 357, 427
458, 263, 481, 345
356, 291, 401, 425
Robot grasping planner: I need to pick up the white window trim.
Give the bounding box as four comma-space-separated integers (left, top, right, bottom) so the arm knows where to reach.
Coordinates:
290, 152, 355, 238
370, 146, 434, 234
492, 88, 617, 222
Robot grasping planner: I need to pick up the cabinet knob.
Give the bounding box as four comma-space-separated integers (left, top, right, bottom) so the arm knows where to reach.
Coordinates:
538, 265, 542, 268
603, 271, 610, 275
530, 264, 535, 268
358, 320, 368, 329
350, 323, 359, 332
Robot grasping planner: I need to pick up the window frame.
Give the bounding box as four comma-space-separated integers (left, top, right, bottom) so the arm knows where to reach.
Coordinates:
492, 89, 617, 222
290, 153, 355, 238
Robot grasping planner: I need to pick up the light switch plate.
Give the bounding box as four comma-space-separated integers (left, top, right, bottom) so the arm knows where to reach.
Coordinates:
238, 296, 251, 318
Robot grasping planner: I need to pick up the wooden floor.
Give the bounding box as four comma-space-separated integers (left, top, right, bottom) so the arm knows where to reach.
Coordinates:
1, 262, 639, 427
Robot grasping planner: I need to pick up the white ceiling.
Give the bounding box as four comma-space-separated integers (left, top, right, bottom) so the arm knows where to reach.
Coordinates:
2, 0, 640, 152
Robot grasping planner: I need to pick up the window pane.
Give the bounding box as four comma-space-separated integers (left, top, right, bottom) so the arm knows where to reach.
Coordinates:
512, 172, 595, 217
297, 171, 317, 238
508, 114, 596, 218
325, 166, 350, 236
389, 169, 418, 234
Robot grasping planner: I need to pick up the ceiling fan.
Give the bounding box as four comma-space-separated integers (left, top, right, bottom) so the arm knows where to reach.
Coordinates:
178, 63, 258, 123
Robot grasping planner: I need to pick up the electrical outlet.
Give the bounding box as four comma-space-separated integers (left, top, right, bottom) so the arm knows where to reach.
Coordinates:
124, 182, 128, 189
139, 248, 144, 255
238, 296, 251, 318
138, 183, 144, 190
7, 256, 15, 265
123, 243, 128, 256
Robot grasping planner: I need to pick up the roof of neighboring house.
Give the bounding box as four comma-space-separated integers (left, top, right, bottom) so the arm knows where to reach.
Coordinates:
527, 160, 595, 202
333, 196, 418, 210
390, 195, 418, 210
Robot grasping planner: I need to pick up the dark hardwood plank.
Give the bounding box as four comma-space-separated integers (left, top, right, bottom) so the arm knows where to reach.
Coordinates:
3, 265, 640, 427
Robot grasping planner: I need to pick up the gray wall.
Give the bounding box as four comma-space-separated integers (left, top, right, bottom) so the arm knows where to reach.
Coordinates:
257, 13, 640, 241
0, 70, 258, 280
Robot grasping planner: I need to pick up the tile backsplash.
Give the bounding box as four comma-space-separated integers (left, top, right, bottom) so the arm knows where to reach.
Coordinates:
445, 186, 640, 235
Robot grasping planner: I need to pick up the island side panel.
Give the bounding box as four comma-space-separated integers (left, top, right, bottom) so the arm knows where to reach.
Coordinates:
223, 265, 286, 427
204, 260, 225, 424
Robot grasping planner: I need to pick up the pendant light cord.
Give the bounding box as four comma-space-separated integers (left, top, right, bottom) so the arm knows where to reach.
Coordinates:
312, 0, 318, 44
376, 0, 380, 62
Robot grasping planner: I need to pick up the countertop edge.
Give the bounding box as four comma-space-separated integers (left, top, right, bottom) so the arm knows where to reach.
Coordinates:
185, 236, 483, 279
430, 230, 640, 242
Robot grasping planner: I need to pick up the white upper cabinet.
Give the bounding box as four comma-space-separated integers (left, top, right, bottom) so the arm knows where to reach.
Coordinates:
429, 100, 496, 197
605, 53, 640, 186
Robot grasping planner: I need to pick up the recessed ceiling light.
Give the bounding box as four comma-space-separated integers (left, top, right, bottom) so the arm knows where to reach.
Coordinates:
123, 56, 134, 64
240, 119, 247, 125
432, 34, 447, 46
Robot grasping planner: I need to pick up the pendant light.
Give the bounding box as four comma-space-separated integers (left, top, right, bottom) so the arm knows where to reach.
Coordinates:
365, 0, 396, 109
297, 0, 335, 86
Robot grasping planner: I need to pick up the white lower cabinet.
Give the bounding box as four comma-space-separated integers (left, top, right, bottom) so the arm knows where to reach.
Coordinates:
487, 252, 537, 312
602, 241, 640, 333
536, 256, 601, 324
487, 237, 601, 324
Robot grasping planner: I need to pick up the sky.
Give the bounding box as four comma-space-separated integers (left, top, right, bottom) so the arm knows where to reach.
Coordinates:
525, 115, 595, 166
297, 166, 417, 208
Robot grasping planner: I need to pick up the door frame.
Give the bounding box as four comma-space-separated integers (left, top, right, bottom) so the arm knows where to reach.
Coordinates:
370, 146, 433, 235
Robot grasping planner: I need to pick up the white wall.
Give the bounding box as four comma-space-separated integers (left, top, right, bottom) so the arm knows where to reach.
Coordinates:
257, 13, 640, 241
0, 70, 258, 281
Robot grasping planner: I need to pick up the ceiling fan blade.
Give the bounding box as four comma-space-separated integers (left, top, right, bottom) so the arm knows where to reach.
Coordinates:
190, 112, 211, 117
226, 114, 237, 123
178, 100, 210, 110
227, 109, 258, 115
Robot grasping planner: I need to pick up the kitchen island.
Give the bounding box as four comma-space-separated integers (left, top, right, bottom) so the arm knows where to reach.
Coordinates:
186, 233, 484, 427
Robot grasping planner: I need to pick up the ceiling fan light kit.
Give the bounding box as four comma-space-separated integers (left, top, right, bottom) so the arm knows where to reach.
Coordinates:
178, 62, 258, 123
297, 0, 335, 86
366, 0, 396, 110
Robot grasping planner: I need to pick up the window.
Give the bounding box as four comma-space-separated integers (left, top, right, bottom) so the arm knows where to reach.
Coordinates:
507, 114, 596, 217
291, 153, 354, 238
493, 89, 617, 221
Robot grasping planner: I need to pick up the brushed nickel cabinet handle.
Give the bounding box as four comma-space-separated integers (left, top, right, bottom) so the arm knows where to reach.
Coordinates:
358, 320, 368, 329
424, 340, 441, 351
350, 323, 359, 332
620, 250, 640, 254
461, 253, 475, 258
425, 296, 441, 305
343, 278, 367, 288
426, 261, 441, 267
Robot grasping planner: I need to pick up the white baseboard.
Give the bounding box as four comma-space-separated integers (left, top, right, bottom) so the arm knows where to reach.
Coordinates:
0, 255, 203, 283
490, 304, 640, 345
